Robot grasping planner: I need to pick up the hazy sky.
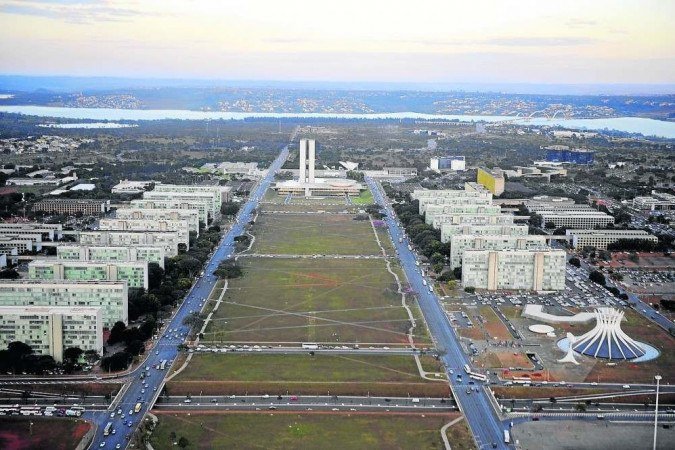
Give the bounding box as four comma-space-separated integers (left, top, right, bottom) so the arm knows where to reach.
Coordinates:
1, 0, 673, 84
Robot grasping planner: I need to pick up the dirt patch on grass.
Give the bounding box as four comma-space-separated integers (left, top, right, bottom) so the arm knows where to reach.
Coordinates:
0, 417, 91, 450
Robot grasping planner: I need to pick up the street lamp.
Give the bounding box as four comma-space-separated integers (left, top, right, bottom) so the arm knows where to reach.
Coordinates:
653, 374, 662, 450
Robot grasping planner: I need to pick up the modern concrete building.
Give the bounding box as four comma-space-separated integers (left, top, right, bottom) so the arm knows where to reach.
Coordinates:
632, 191, 675, 211
0, 223, 63, 241
462, 249, 566, 292
441, 224, 529, 244
0, 236, 42, 254
476, 167, 505, 196
29, 259, 149, 289
98, 218, 190, 249
130, 199, 210, 226
276, 139, 363, 197
152, 183, 225, 205
565, 229, 658, 250
424, 204, 502, 225
571, 308, 646, 360
431, 212, 515, 229
143, 191, 220, 222
216, 161, 260, 177
0, 306, 103, 362
57, 245, 165, 269
545, 146, 595, 165
0, 254, 6, 268
430, 156, 466, 172
111, 180, 154, 194
536, 211, 614, 229
115, 207, 200, 235
412, 190, 493, 215
0, 280, 128, 328
79, 231, 181, 257
32, 199, 111, 216
298, 138, 316, 183
450, 235, 548, 269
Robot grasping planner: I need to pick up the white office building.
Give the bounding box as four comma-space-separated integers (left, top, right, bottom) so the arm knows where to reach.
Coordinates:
462, 249, 566, 292
152, 183, 225, 205
431, 212, 515, 229
441, 224, 528, 244
430, 156, 466, 172
130, 199, 210, 226
0, 306, 103, 362
115, 208, 200, 235
450, 235, 548, 269
537, 211, 614, 229
57, 245, 166, 269
79, 231, 181, 257
425, 204, 503, 225
414, 191, 493, 215
0, 280, 128, 328
565, 229, 658, 250
29, 259, 149, 289
143, 191, 220, 222
0, 223, 63, 241
98, 218, 190, 249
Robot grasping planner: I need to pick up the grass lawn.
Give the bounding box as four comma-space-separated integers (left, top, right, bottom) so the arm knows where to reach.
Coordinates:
204, 258, 413, 344
150, 412, 454, 450
169, 353, 448, 397
250, 213, 381, 255
444, 418, 476, 450
351, 189, 374, 205
0, 417, 91, 450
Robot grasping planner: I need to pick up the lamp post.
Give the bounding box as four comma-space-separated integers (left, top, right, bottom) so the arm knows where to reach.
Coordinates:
653, 374, 662, 450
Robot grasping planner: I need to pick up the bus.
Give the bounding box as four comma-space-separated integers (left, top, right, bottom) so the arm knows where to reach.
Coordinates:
104, 422, 113, 436
134, 402, 142, 413
504, 429, 511, 444
469, 373, 488, 382
463, 364, 471, 374
301, 343, 318, 350
159, 360, 167, 370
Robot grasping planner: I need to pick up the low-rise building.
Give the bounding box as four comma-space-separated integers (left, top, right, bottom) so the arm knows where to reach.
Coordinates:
632, 191, 675, 211
111, 180, 154, 194
430, 156, 466, 172
29, 259, 149, 289
0, 306, 103, 362
0, 280, 128, 328
57, 245, 165, 269
536, 211, 614, 229
462, 249, 566, 292
217, 162, 260, 177
565, 229, 658, 250
0, 223, 62, 241
79, 231, 181, 257
0, 236, 42, 254
32, 198, 110, 215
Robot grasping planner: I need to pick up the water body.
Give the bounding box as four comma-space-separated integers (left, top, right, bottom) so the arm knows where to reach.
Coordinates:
38, 122, 138, 129
1, 105, 674, 138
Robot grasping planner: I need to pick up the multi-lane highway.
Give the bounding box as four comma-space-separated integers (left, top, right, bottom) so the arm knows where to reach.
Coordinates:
85, 145, 289, 449
366, 177, 508, 449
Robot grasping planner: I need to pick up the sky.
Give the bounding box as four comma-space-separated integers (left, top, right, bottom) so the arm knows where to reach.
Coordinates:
0, 0, 673, 86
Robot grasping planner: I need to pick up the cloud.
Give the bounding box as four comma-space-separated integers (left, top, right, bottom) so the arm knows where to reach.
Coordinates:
0, 0, 148, 23
482, 36, 599, 47
566, 18, 598, 28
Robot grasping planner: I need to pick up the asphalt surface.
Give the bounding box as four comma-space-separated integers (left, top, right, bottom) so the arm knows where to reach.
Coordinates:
366, 177, 508, 449
86, 145, 289, 450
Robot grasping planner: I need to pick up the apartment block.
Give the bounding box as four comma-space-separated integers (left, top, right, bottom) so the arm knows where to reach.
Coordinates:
0, 280, 128, 328
29, 259, 149, 289
0, 306, 103, 362
114, 207, 200, 235
79, 230, 181, 257
57, 245, 165, 269
565, 229, 658, 250
462, 249, 566, 292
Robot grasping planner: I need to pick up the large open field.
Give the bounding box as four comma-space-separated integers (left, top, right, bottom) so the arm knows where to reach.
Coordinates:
150, 412, 456, 450
250, 213, 382, 255
204, 257, 413, 344
169, 353, 449, 397
0, 417, 91, 450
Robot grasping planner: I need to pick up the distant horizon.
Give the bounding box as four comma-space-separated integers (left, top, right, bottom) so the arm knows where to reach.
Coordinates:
1, 74, 674, 96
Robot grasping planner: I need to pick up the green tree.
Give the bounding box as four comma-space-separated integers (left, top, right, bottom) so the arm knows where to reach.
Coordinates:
178, 436, 189, 448
589, 270, 606, 286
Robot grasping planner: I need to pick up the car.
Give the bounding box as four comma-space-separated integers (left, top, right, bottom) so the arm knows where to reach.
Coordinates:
155, 350, 159, 355
116, 445, 121, 449
99, 443, 106, 448
129, 410, 133, 415
110, 412, 115, 418
153, 387, 157, 392
128, 421, 133, 427
268, 406, 277, 410
141, 389, 145, 394
111, 429, 116, 435
184, 399, 192, 403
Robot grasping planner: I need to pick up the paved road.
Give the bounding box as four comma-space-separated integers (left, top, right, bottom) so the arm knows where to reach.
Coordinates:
86, 145, 289, 449
366, 178, 508, 449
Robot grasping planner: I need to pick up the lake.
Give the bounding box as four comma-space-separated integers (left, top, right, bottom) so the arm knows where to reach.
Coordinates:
1, 105, 674, 139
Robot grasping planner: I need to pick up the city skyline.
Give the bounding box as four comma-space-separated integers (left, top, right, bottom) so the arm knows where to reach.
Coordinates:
0, 0, 673, 85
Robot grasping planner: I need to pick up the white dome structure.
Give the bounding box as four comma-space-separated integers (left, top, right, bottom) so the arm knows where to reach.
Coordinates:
572, 308, 645, 360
